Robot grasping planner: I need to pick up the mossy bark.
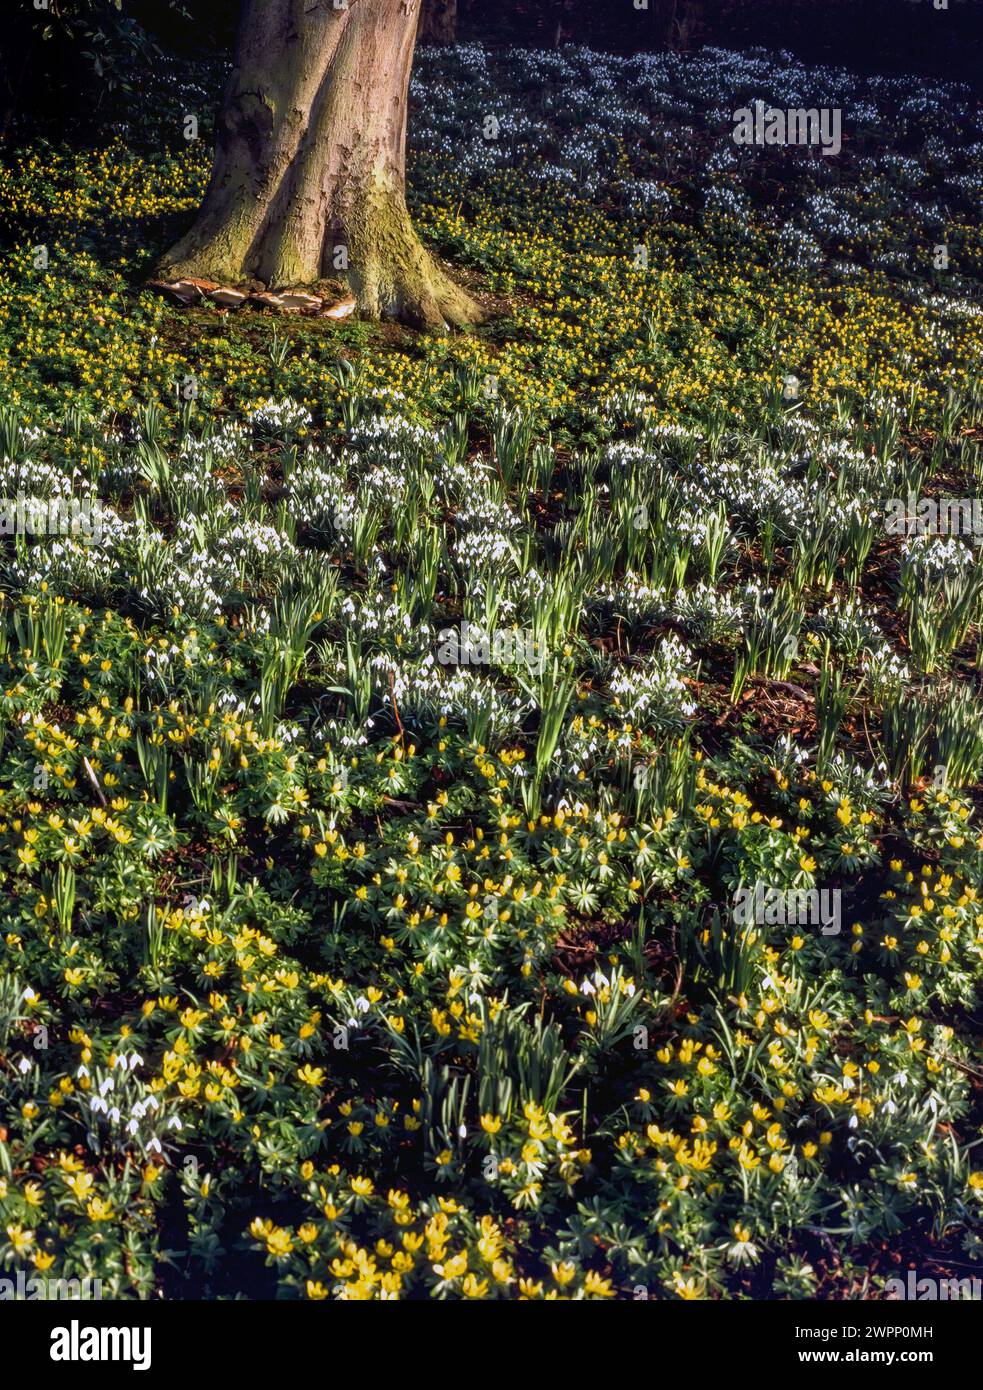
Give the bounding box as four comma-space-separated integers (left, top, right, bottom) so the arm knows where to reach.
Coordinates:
158, 0, 481, 329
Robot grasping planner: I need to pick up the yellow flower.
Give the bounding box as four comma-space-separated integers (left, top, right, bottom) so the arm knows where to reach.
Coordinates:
265, 1227, 293, 1257
671, 1273, 705, 1300
441, 1251, 468, 1279
86, 1197, 115, 1222
65, 1172, 95, 1201
6, 1224, 34, 1255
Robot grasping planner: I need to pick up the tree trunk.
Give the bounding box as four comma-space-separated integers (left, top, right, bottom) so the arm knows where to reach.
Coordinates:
655, 0, 705, 50
158, 0, 481, 329
420, 0, 457, 44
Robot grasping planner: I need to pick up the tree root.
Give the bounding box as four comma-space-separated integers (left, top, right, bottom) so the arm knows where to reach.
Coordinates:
155, 238, 483, 331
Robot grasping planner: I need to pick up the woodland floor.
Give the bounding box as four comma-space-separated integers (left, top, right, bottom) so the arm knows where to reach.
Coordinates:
0, 41, 981, 1300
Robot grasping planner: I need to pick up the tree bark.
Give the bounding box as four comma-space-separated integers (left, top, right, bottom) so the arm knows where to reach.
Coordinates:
420, 0, 457, 44
655, 0, 705, 50
158, 0, 481, 329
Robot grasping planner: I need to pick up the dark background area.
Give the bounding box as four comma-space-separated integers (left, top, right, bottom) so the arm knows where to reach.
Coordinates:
464, 0, 982, 80
1, 0, 980, 147
136, 0, 982, 78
